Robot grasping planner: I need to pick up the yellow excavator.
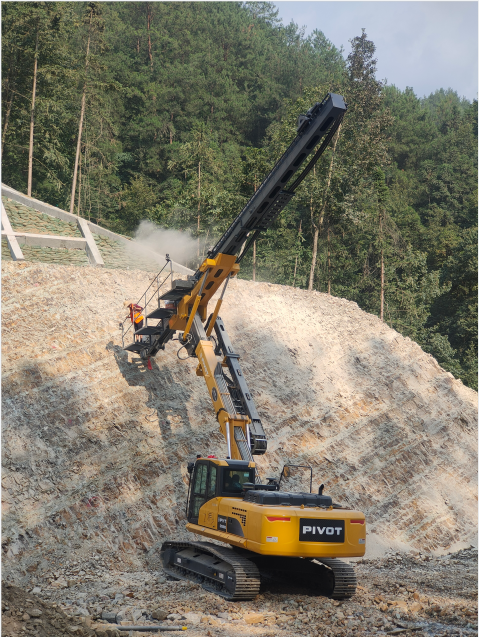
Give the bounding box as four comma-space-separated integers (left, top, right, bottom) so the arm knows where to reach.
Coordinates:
123, 93, 366, 600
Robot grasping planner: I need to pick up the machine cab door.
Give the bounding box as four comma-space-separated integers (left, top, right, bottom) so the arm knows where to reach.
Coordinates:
187, 460, 218, 524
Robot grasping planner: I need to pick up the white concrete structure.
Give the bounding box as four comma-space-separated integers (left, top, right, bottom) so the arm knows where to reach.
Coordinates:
1, 202, 25, 261
1, 183, 193, 274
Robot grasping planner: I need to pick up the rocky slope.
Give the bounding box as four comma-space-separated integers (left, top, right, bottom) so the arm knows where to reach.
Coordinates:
2, 260, 477, 592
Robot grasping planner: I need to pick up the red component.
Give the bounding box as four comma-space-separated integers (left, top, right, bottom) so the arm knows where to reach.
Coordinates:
128, 303, 143, 323
147, 358, 152, 370
207, 455, 216, 458
266, 517, 291, 522
350, 519, 365, 524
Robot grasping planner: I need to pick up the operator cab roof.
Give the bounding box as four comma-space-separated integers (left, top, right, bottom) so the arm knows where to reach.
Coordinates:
225, 460, 251, 468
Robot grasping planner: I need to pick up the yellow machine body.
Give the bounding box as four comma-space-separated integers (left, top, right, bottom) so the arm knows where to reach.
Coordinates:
133, 92, 367, 600
185, 458, 366, 562
187, 497, 366, 558
168, 254, 239, 332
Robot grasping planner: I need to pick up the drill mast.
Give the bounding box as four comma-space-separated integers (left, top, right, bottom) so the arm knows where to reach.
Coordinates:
123, 93, 347, 462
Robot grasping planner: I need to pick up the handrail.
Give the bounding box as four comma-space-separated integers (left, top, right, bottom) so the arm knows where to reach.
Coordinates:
137, 257, 171, 307
120, 255, 175, 349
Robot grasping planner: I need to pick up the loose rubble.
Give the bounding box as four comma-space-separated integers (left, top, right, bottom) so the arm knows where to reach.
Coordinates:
2, 549, 477, 636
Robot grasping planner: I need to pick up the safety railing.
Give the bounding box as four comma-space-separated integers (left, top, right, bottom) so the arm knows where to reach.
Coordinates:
120, 254, 174, 348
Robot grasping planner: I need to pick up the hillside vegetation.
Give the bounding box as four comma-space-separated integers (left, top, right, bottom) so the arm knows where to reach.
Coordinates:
2, 1, 477, 388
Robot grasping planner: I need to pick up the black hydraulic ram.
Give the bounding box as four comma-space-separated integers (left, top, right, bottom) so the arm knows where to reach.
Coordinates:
206, 92, 347, 263
210, 314, 267, 455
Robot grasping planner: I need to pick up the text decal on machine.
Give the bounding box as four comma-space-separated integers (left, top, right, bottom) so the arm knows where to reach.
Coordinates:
299, 518, 345, 542
217, 515, 227, 532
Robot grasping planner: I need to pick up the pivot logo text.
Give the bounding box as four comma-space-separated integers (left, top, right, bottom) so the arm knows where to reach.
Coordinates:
302, 525, 342, 536
299, 518, 345, 542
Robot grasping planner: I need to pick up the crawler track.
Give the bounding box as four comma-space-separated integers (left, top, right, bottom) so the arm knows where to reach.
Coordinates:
161, 541, 260, 601
317, 558, 357, 599
161, 541, 356, 601
247, 553, 357, 599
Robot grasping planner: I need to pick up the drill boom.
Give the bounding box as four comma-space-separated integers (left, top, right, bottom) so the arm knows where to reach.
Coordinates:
124, 92, 347, 462
206, 92, 346, 263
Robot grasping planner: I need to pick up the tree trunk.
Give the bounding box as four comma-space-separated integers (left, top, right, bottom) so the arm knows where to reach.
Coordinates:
85, 143, 91, 221
307, 124, 342, 292
27, 29, 39, 197
77, 149, 82, 217
308, 224, 320, 291
2, 93, 14, 160
293, 219, 301, 287
1, 50, 18, 161
251, 179, 258, 280
379, 213, 384, 320
327, 226, 331, 295
380, 248, 384, 320
147, 4, 153, 69
70, 13, 92, 215
197, 160, 201, 257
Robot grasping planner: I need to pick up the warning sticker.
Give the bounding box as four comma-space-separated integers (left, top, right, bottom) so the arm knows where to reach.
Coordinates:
266, 536, 278, 542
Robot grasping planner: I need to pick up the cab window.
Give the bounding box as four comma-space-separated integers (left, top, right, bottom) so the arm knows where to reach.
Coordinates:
188, 462, 218, 523
207, 466, 217, 498
223, 469, 254, 493
193, 464, 208, 495
192, 464, 208, 517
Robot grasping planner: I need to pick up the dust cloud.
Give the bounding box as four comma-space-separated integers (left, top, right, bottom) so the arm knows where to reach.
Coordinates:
127, 220, 199, 267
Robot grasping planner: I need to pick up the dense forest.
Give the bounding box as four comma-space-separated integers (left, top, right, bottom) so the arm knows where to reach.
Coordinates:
2, 2, 477, 389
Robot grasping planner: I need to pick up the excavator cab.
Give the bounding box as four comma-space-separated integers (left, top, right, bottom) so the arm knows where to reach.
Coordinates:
186, 459, 255, 524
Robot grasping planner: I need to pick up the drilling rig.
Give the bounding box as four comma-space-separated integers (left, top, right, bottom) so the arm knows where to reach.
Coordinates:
122, 93, 366, 600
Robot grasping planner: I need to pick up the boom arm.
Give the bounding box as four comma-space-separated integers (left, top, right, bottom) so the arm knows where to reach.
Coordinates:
188, 313, 265, 461
206, 92, 347, 263
124, 92, 348, 463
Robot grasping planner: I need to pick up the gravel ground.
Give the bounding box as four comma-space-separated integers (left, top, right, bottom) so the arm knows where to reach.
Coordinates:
3, 548, 476, 637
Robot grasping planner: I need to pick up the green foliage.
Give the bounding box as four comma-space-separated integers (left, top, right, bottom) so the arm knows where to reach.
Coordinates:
382, 84, 477, 387
2, 2, 79, 196
2, 4, 477, 389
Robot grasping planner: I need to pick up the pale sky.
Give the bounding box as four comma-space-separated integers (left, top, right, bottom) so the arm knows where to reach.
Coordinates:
273, 1, 478, 101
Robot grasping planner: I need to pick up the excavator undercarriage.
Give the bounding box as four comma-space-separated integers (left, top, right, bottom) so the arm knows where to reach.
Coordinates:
161, 540, 357, 601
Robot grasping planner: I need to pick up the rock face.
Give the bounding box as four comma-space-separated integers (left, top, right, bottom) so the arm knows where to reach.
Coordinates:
1, 260, 477, 586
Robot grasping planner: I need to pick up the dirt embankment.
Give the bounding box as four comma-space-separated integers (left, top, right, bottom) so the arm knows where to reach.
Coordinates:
1, 260, 477, 637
